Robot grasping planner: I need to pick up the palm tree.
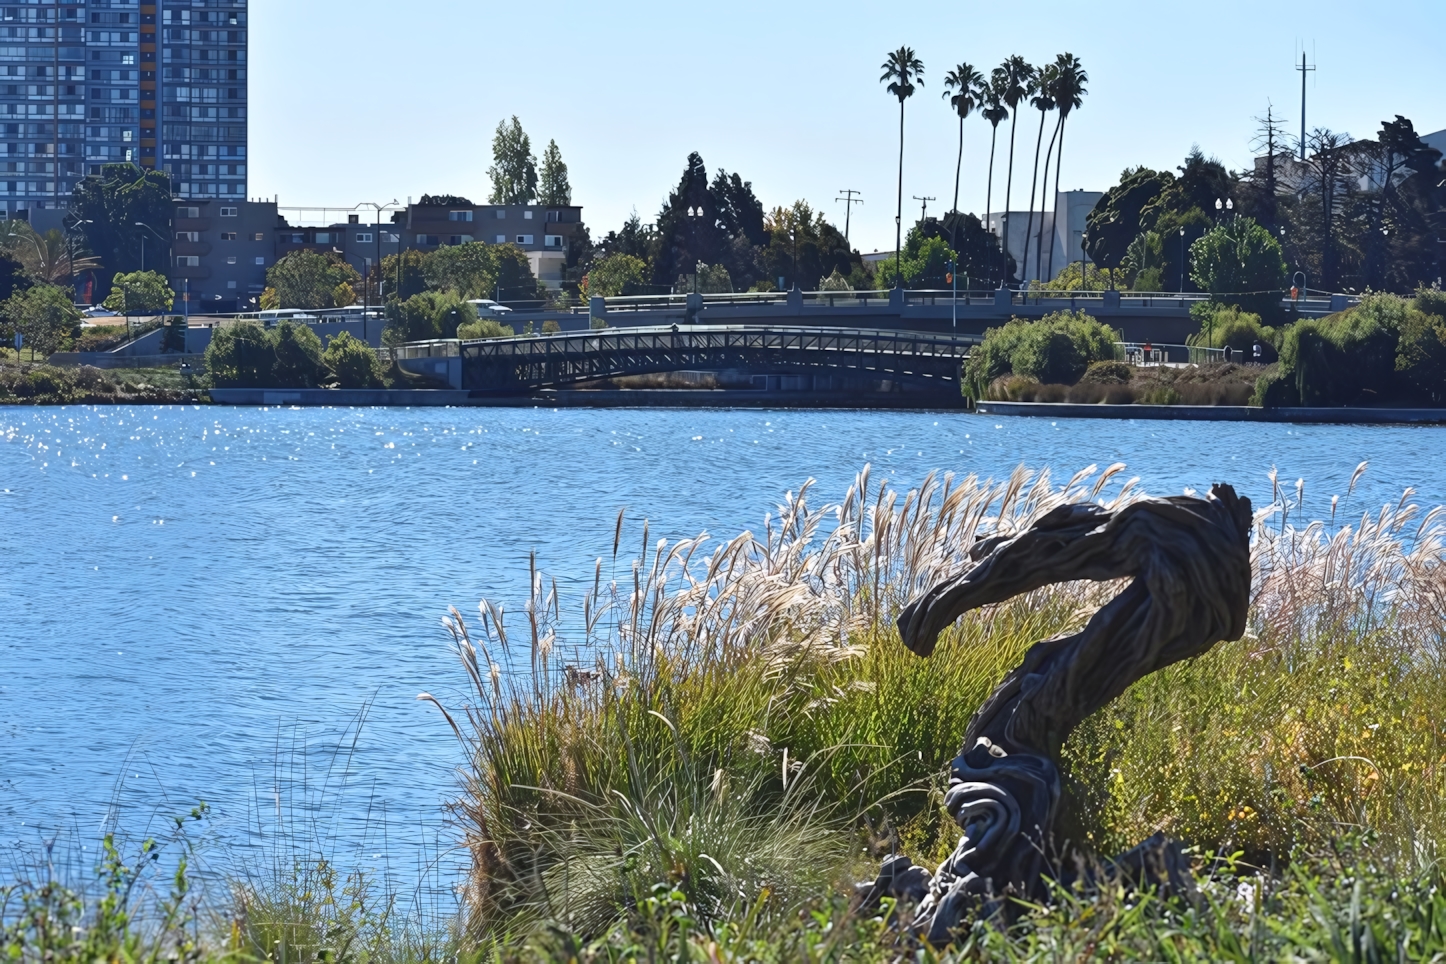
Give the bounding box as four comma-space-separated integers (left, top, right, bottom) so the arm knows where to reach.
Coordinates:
1021, 63, 1058, 285
1045, 53, 1088, 283
1034, 85, 1063, 283
880, 46, 924, 286
2, 224, 101, 283
981, 82, 1009, 260
995, 56, 1033, 279
942, 62, 984, 230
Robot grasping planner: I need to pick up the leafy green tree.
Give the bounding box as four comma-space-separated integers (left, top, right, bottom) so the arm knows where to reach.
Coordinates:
267, 251, 360, 309
585, 253, 649, 298
102, 270, 175, 314
942, 62, 984, 221
385, 290, 477, 344
380, 249, 427, 303
538, 139, 571, 206
904, 213, 1009, 289
878, 235, 957, 288
322, 331, 384, 388
1190, 217, 1287, 317
1084, 167, 1173, 287
69, 163, 172, 299
1264, 293, 1406, 407
487, 116, 538, 205
271, 319, 326, 388
4, 283, 81, 357
762, 201, 859, 291
332, 282, 356, 307
880, 47, 925, 285
205, 321, 276, 387
491, 242, 542, 302
424, 242, 496, 299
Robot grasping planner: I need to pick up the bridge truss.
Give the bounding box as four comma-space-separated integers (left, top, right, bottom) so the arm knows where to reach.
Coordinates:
458, 325, 978, 395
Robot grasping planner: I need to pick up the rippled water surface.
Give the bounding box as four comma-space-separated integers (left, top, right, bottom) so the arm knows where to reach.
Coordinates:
2, 404, 1443, 876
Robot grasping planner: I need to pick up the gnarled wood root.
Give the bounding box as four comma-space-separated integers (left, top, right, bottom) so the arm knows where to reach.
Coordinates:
856, 483, 1252, 943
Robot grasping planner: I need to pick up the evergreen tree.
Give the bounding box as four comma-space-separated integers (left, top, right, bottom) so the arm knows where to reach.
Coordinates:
487, 116, 538, 205
538, 139, 572, 206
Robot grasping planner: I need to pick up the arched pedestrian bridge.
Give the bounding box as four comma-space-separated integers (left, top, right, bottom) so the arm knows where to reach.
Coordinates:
435, 325, 978, 395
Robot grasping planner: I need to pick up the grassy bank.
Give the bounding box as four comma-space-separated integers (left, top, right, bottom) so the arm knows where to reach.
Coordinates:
7, 463, 1446, 961
0, 360, 208, 404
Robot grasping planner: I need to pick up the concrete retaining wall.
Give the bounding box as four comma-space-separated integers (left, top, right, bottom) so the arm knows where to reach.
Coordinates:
976, 401, 1446, 424
208, 388, 472, 406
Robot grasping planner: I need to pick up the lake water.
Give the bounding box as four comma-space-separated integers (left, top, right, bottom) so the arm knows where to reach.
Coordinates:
2, 404, 1443, 886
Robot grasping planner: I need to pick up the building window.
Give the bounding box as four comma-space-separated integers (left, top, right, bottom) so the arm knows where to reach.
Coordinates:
314, 232, 331, 243
177, 205, 200, 218
448, 210, 472, 222
220, 231, 237, 241
523, 210, 533, 220
254, 256, 264, 265
416, 234, 439, 245
226, 256, 237, 264
227, 281, 237, 289
252, 232, 264, 241
544, 235, 563, 248
494, 234, 506, 244
494, 209, 505, 219
177, 255, 200, 267
516, 234, 533, 245
175, 231, 199, 242
448, 234, 472, 245
355, 233, 372, 243
219, 206, 236, 216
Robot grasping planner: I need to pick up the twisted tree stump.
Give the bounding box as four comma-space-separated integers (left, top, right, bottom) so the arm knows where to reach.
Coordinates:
857, 483, 1253, 943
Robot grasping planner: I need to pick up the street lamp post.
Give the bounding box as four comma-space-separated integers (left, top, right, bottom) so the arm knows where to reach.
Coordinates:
1179, 226, 1186, 294
133, 221, 166, 273
352, 200, 397, 308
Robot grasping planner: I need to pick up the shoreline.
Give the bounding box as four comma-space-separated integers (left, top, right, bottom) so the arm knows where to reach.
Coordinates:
975, 400, 1446, 424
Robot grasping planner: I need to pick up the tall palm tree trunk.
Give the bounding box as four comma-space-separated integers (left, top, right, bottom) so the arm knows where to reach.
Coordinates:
951, 114, 964, 249
895, 100, 905, 285
1036, 116, 1061, 285
1003, 109, 1019, 276
1048, 118, 1067, 283
1022, 108, 1047, 284
985, 126, 998, 253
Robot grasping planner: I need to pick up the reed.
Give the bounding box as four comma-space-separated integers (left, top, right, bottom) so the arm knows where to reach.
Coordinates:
427, 461, 1446, 950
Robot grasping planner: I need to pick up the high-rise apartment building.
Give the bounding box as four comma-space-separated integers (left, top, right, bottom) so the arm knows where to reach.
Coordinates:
0, 0, 245, 220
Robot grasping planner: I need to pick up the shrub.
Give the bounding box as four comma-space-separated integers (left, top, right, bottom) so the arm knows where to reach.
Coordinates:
1396, 304, 1446, 405
266, 251, 360, 309
541, 319, 561, 334
1187, 303, 1279, 360
321, 331, 383, 388
456, 316, 514, 340
1273, 293, 1408, 407
101, 270, 174, 315
966, 310, 1117, 393
270, 319, 325, 388
1078, 360, 1132, 384
204, 320, 276, 387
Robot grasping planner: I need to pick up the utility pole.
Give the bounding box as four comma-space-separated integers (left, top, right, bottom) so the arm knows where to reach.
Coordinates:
1296, 49, 1315, 161
835, 189, 864, 246
912, 195, 935, 225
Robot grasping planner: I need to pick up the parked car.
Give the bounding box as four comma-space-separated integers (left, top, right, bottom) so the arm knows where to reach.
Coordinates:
466, 299, 513, 318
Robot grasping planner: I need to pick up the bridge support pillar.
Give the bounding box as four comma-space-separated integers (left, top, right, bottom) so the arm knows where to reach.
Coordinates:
788, 286, 804, 311
889, 285, 904, 308
994, 287, 1012, 309
1103, 289, 1122, 308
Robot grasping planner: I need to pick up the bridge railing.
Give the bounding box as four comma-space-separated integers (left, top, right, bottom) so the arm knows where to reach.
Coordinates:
457, 324, 980, 355
393, 339, 460, 359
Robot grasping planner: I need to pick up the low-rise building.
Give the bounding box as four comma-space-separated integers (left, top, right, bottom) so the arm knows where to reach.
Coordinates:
163, 198, 587, 311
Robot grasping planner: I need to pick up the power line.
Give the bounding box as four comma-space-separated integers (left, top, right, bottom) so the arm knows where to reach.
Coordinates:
912, 195, 936, 224
835, 189, 864, 246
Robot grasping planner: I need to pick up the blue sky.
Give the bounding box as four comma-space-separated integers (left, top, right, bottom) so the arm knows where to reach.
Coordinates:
250, 0, 1444, 252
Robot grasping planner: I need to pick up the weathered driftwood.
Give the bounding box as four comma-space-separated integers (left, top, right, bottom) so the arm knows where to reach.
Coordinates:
857, 483, 1253, 943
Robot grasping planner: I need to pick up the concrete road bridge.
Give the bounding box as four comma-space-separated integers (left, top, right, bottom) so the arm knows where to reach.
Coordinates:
499, 288, 1358, 344
397, 325, 978, 397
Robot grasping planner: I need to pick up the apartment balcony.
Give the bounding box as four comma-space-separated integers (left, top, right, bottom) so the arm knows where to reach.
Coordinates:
173, 240, 211, 257
170, 264, 211, 280
174, 217, 211, 232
